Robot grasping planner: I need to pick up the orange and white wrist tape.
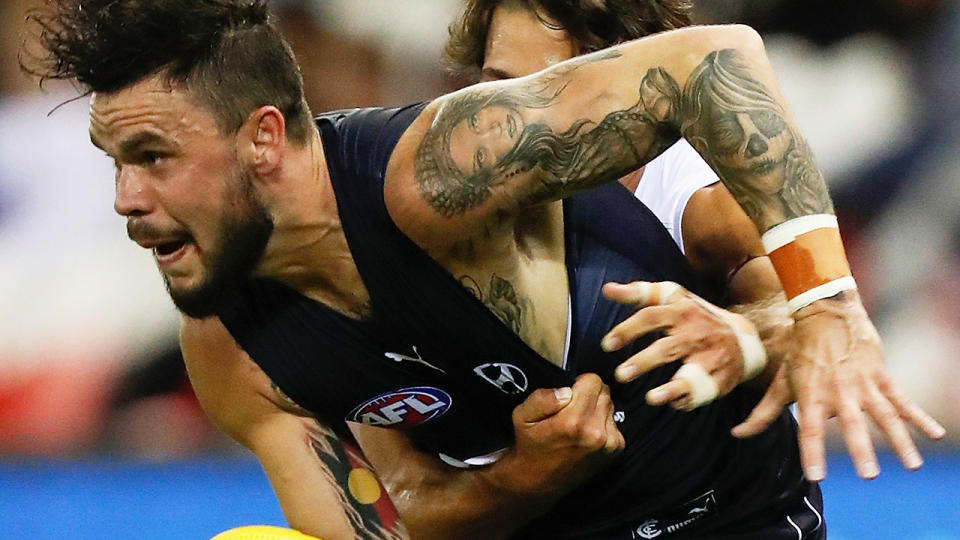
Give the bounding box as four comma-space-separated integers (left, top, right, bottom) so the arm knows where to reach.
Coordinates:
762, 214, 857, 313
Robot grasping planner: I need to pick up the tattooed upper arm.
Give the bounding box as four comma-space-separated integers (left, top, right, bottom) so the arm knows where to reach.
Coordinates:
413, 26, 834, 234
413, 49, 680, 219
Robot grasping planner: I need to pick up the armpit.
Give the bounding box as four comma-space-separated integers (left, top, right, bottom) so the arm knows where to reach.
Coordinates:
269, 380, 313, 417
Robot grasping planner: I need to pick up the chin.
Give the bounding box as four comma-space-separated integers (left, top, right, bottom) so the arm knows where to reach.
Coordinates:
164, 275, 224, 319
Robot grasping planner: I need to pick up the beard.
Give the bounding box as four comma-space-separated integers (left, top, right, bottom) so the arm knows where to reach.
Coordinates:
166, 174, 274, 318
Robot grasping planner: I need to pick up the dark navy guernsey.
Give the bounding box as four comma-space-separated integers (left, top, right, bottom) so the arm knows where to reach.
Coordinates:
216, 104, 823, 539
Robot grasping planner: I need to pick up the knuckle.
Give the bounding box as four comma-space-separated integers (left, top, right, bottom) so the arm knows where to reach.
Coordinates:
676, 300, 699, 319
578, 372, 603, 388
558, 416, 582, 436
581, 426, 606, 448
530, 387, 553, 402
800, 419, 824, 439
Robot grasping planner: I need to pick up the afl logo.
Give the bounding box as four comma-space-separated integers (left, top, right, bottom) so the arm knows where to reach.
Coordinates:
473, 363, 528, 395
348, 386, 452, 428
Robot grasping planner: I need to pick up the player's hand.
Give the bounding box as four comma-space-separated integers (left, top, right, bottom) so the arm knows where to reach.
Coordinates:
786, 290, 946, 481
600, 281, 765, 411
731, 360, 794, 437
495, 373, 624, 494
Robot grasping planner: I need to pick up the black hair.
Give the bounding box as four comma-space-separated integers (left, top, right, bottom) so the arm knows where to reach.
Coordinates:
22, 0, 312, 144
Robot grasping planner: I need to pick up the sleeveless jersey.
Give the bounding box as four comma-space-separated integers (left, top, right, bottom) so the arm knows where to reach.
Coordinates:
217, 105, 817, 539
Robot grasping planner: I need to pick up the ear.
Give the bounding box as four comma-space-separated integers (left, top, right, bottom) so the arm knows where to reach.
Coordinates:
238, 106, 286, 178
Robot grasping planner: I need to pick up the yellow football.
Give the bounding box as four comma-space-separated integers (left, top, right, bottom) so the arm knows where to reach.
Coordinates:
210, 525, 322, 540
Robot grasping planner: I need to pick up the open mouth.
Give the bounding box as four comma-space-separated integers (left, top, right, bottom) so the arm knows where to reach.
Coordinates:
154, 240, 190, 266
156, 241, 185, 257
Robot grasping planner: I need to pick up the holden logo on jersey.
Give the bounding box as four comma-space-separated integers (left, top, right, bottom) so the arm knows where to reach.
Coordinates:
348, 386, 452, 428
473, 363, 528, 395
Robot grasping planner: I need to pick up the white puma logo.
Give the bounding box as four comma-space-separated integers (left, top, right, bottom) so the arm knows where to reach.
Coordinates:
384, 346, 446, 373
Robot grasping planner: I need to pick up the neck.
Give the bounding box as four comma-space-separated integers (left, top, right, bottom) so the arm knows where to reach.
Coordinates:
254, 130, 349, 293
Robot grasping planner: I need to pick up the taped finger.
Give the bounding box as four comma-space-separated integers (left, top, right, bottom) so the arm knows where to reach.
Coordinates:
603, 281, 684, 307
673, 363, 719, 409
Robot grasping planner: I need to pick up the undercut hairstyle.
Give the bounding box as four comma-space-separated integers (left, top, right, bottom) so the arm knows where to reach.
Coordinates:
21, 0, 313, 145
444, 0, 693, 79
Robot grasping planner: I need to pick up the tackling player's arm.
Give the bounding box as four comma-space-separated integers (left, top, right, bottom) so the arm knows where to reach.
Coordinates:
351, 374, 623, 540
389, 22, 944, 480
180, 316, 407, 540
681, 182, 795, 390
388, 25, 779, 241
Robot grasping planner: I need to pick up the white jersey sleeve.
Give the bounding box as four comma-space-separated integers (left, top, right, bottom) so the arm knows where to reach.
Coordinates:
634, 139, 719, 254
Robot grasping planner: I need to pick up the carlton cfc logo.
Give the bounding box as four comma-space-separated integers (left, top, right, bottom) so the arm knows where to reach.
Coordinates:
348, 386, 453, 428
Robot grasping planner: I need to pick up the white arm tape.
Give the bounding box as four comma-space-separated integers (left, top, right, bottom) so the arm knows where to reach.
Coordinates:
731, 324, 766, 381
695, 298, 768, 382
787, 276, 858, 313
674, 363, 720, 409
761, 214, 838, 252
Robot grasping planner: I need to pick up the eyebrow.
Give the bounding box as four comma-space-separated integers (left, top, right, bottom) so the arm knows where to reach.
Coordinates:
119, 132, 169, 155
89, 131, 169, 155
481, 67, 517, 81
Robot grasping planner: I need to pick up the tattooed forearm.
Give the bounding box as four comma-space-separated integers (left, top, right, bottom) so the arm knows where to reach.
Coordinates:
306, 422, 407, 540
680, 49, 833, 230
460, 274, 528, 334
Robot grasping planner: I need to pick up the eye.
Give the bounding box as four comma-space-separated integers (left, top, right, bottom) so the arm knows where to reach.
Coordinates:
474, 148, 487, 172
751, 110, 786, 138
139, 151, 165, 166
711, 114, 744, 152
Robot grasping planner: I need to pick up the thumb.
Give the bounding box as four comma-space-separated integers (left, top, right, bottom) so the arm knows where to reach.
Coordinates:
731, 386, 790, 438
513, 387, 573, 425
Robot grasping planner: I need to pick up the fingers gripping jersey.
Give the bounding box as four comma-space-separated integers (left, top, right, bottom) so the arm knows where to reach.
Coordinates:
216, 105, 818, 539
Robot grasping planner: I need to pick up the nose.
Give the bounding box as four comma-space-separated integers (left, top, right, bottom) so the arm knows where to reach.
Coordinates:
113, 166, 152, 217
745, 133, 768, 158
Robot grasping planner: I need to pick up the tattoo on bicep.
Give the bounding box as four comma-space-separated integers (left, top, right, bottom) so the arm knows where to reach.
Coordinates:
414, 49, 670, 217
460, 274, 527, 334
680, 49, 833, 228
305, 422, 407, 540
417, 47, 830, 229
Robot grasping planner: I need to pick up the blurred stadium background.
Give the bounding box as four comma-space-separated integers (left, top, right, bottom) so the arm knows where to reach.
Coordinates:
0, 0, 957, 538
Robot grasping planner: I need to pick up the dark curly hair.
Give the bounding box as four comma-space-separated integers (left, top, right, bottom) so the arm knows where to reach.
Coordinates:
21, 0, 313, 144
445, 0, 693, 80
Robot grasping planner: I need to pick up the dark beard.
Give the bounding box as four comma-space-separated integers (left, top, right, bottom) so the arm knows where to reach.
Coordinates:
167, 188, 273, 318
